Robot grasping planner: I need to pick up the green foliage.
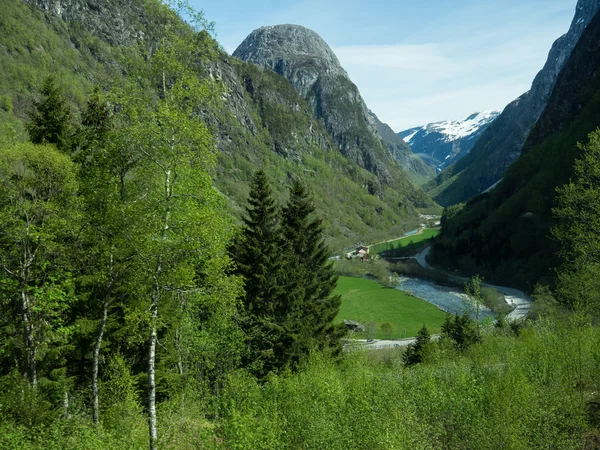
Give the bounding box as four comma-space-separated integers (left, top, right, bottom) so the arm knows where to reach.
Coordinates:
278, 180, 345, 366
552, 129, 600, 312
0, 142, 81, 386
232, 174, 344, 376
334, 257, 394, 284
231, 170, 283, 376
218, 317, 596, 449
441, 313, 481, 351
0, 94, 13, 112
403, 325, 431, 366
99, 355, 146, 440
26, 75, 73, 151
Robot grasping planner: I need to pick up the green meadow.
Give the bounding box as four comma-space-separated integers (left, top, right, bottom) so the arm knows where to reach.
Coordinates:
369, 228, 440, 255
334, 276, 447, 339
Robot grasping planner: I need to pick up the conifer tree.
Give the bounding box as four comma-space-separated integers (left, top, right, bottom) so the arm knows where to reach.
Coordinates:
441, 313, 480, 351
232, 170, 284, 376
279, 180, 344, 366
403, 325, 431, 366
26, 75, 72, 152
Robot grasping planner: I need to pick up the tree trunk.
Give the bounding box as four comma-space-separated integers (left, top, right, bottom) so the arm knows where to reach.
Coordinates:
21, 290, 37, 386
92, 250, 114, 426
148, 168, 172, 450
21, 235, 37, 387
92, 296, 109, 425
148, 292, 158, 450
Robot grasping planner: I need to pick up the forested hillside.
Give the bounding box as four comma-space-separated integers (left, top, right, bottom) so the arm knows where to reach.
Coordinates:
0, 2, 349, 447
3, 1, 600, 449
432, 8, 600, 291
0, 0, 432, 252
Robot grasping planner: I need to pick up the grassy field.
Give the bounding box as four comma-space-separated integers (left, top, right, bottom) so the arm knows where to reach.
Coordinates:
369, 228, 441, 255
334, 276, 447, 339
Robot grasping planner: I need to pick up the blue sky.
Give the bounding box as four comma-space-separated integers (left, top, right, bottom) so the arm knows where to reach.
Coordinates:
192, 0, 577, 131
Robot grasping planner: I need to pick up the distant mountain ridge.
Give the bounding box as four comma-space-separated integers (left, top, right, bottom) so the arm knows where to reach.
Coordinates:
426, 0, 600, 206
399, 110, 500, 172
233, 24, 435, 185
432, 7, 600, 289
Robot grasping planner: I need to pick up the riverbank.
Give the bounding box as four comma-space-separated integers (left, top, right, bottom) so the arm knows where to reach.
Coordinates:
413, 247, 532, 321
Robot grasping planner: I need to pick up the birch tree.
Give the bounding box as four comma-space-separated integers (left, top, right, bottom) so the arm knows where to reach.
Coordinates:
0, 143, 80, 388
110, 3, 239, 447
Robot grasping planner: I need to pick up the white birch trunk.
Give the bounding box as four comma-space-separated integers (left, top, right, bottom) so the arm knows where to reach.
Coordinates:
92, 249, 114, 426
148, 167, 172, 450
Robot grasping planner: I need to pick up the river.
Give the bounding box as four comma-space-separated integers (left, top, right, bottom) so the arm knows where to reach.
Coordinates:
395, 276, 495, 319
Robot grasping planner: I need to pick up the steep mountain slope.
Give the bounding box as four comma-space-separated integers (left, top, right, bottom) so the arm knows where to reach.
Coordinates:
399, 110, 500, 172
232, 24, 434, 184
368, 110, 434, 185
432, 8, 600, 289
1, 0, 430, 251
426, 0, 600, 206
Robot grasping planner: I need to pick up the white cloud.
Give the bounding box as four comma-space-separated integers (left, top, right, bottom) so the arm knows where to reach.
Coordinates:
213, 0, 576, 131
332, 31, 562, 131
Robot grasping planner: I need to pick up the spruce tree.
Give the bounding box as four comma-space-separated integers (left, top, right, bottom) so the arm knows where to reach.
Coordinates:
232, 170, 285, 376
441, 312, 480, 351
279, 180, 344, 366
403, 325, 431, 366
26, 75, 72, 152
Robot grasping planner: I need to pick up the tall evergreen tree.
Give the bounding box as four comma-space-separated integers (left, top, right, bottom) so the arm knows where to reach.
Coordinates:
441, 313, 480, 351
232, 170, 284, 376
25, 75, 72, 152
71, 88, 128, 426
403, 325, 431, 366
279, 180, 344, 365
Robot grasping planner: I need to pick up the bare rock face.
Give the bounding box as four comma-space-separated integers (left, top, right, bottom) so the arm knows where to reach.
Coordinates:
233, 25, 434, 184
25, 0, 148, 46
430, 0, 600, 206
233, 25, 347, 98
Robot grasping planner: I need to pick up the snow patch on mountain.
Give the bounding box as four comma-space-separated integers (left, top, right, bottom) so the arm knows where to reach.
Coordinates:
398, 110, 501, 172
403, 110, 500, 144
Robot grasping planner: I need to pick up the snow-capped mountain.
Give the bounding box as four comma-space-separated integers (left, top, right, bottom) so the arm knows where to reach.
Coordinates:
399, 110, 500, 172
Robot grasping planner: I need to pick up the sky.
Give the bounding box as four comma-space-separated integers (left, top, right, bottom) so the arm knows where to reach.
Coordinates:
192, 0, 578, 131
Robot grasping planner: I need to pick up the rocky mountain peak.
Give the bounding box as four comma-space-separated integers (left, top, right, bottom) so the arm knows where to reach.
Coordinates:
399, 111, 500, 172
233, 24, 347, 97
233, 24, 434, 185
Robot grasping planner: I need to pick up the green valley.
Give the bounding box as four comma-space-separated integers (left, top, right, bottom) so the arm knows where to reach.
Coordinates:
3, 0, 600, 449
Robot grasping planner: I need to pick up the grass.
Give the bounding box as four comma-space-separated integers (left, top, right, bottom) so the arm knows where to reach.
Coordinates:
334, 276, 447, 339
417, 205, 444, 215
369, 228, 440, 255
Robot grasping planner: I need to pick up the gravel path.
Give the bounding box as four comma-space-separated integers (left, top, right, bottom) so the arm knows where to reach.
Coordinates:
344, 336, 440, 350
